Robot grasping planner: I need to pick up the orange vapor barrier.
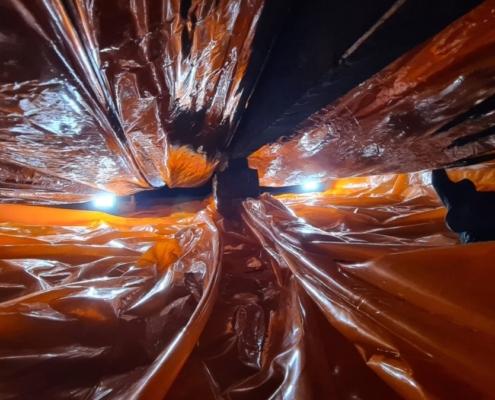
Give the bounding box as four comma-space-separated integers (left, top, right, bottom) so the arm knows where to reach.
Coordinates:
250, 0, 495, 186
1, 164, 495, 399
0, 205, 221, 399
0, 0, 264, 203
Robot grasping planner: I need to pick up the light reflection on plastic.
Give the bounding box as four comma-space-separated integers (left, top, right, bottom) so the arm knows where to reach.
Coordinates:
92, 193, 116, 209
108, 239, 125, 249
301, 180, 321, 192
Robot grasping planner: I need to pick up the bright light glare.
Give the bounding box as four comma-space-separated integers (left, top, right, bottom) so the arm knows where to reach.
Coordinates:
301, 180, 321, 192
92, 193, 116, 209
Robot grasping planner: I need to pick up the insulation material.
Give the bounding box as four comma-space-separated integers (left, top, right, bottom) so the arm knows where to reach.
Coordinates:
1, 164, 495, 399
1, 4, 495, 398
250, 0, 495, 186
0, 0, 264, 203
69, 0, 264, 188
0, 1, 147, 202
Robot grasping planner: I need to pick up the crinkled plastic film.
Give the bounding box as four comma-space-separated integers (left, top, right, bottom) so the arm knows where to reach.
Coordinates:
69, 0, 264, 188
2, 164, 495, 399
0, 0, 265, 203
0, 1, 147, 202
0, 205, 221, 399
250, 0, 495, 186
237, 165, 495, 399
243, 194, 495, 399
3, 0, 495, 201
2, 1, 495, 398
166, 215, 399, 400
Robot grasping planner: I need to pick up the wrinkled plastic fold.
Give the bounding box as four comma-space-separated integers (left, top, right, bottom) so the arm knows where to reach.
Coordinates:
0, 0, 264, 203
0, 1, 147, 202
2, 164, 495, 399
69, 0, 264, 188
0, 205, 220, 399
250, 0, 495, 186
242, 195, 495, 399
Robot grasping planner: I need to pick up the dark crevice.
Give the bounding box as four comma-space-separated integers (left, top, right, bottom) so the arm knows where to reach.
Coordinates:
181, 27, 192, 58
447, 124, 495, 149
448, 153, 495, 168
436, 95, 495, 134
180, 0, 192, 20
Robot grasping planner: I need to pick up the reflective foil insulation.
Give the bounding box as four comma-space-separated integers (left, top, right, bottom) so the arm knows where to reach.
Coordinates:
0, 0, 266, 202
1, 1, 495, 399
250, 0, 495, 186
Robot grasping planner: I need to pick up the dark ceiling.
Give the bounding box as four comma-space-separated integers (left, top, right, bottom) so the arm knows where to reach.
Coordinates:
230, 0, 484, 159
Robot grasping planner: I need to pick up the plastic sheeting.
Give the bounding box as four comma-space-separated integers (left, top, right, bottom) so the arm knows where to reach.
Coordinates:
250, 0, 495, 186
0, 0, 264, 203
68, 0, 264, 188
3, 0, 494, 201
0, 1, 148, 202
0, 205, 221, 399
1, 164, 495, 399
